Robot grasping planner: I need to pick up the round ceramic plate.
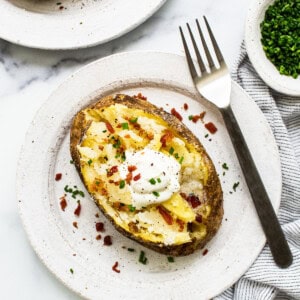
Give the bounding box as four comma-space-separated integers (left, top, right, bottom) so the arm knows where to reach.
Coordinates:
245, 0, 300, 96
17, 52, 281, 299
0, 0, 166, 50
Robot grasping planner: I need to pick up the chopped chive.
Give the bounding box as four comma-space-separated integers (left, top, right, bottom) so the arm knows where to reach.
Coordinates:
113, 139, 121, 149
157, 178, 161, 183
130, 117, 138, 123
128, 248, 135, 252
87, 159, 93, 165
69, 268, 74, 274
153, 191, 160, 197
78, 191, 85, 197
179, 156, 184, 164
102, 130, 107, 133
139, 251, 147, 264
222, 163, 229, 170
174, 153, 179, 159
121, 152, 126, 161
128, 205, 136, 212
119, 180, 125, 189
204, 134, 209, 138
115, 154, 120, 159
149, 178, 156, 185
233, 182, 240, 192
95, 181, 100, 185
122, 122, 129, 130
188, 115, 193, 120
70, 160, 74, 164
169, 147, 174, 155
167, 256, 175, 263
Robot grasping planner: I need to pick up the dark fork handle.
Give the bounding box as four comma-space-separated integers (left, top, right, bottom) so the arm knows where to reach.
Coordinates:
221, 105, 293, 268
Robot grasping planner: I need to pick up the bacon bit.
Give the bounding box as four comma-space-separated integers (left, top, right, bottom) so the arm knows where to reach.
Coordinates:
124, 134, 131, 139
101, 188, 108, 195
160, 130, 174, 147
180, 192, 187, 200
133, 173, 141, 181
186, 194, 201, 208
108, 179, 114, 184
205, 122, 217, 134
133, 92, 147, 101
105, 121, 115, 133
55, 173, 62, 181
96, 234, 101, 240
112, 261, 120, 273
126, 172, 133, 184
104, 235, 112, 246
199, 111, 206, 120
147, 132, 154, 140
74, 201, 81, 216
107, 165, 118, 177
112, 202, 129, 212
95, 213, 99, 218
202, 249, 209, 256
183, 103, 188, 110
60, 195, 67, 211
171, 108, 183, 121
128, 165, 137, 172
158, 206, 173, 225
176, 219, 185, 232
73, 222, 78, 229
98, 145, 104, 151
128, 222, 139, 233
116, 124, 122, 128
95, 222, 105, 232
196, 214, 203, 223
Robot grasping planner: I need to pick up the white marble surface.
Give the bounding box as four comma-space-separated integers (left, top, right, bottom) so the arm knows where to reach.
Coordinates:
0, 0, 252, 299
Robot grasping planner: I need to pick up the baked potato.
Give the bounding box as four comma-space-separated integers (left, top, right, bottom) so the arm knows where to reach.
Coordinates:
70, 94, 223, 256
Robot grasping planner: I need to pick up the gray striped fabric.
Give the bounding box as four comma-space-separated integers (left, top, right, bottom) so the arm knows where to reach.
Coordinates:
215, 44, 300, 300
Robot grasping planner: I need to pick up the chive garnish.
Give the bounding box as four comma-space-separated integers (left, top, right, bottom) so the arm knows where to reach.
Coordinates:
153, 191, 160, 197
119, 180, 125, 189
128, 205, 136, 212
113, 139, 121, 149
87, 159, 93, 165
70, 160, 74, 164
169, 147, 174, 155
174, 153, 179, 159
70, 268, 74, 274
233, 182, 240, 192
128, 248, 135, 252
149, 178, 156, 185
121, 152, 126, 161
122, 122, 129, 130
204, 134, 209, 138
130, 117, 138, 123
167, 256, 175, 263
102, 130, 107, 133
222, 163, 229, 170
157, 178, 161, 183
139, 251, 148, 264
188, 115, 193, 120
179, 156, 184, 164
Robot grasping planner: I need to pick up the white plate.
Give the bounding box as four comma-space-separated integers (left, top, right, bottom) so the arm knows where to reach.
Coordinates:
17, 52, 281, 299
245, 0, 300, 96
0, 0, 166, 50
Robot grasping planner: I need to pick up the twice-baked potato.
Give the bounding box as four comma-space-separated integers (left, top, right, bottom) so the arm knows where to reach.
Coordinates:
70, 94, 223, 256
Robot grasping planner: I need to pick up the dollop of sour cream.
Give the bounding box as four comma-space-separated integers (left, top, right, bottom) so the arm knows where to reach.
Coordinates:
119, 149, 181, 209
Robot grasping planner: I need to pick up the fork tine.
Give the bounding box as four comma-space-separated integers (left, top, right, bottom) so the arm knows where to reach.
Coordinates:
179, 26, 198, 79
196, 19, 215, 71
203, 16, 224, 65
186, 23, 207, 75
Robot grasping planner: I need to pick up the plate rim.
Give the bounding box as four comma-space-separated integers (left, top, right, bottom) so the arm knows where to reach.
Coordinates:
16, 51, 282, 299
0, 0, 166, 50
245, 0, 300, 96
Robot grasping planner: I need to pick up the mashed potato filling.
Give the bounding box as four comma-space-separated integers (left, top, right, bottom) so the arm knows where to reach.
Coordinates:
77, 103, 210, 245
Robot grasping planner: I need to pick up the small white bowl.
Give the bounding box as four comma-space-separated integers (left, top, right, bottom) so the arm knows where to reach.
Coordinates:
245, 0, 300, 96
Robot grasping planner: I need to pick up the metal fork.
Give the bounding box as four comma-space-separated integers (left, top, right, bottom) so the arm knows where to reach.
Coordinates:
180, 17, 292, 268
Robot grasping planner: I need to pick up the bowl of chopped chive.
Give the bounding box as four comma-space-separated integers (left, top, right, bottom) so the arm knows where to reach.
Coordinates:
245, 0, 300, 96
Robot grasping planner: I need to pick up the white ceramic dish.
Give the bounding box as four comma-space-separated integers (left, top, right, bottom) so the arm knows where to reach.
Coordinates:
0, 0, 166, 50
17, 52, 281, 299
245, 0, 300, 96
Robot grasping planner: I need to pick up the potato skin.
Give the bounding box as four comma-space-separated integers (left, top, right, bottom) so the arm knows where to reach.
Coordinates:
70, 94, 223, 256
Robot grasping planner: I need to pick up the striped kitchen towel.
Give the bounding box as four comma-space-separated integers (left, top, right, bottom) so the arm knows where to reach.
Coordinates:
215, 43, 300, 300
